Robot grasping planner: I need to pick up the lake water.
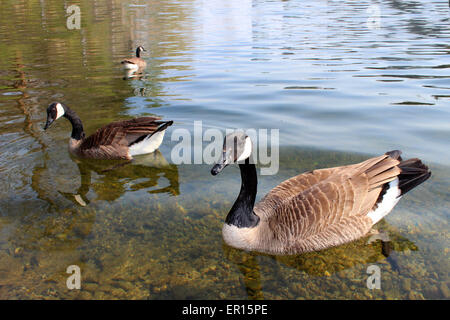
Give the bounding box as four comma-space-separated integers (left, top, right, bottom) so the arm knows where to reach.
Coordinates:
0, 0, 448, 299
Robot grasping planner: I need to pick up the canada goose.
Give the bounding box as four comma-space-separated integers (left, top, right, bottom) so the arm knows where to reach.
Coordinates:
211, 132, 431, 255
121, 46, 147, 71
44, 102, 173, 160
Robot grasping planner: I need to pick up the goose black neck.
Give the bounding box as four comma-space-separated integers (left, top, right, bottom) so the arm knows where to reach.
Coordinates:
225, 159, 260, 228
63, 107, 85, 140
136, 48, 141, 58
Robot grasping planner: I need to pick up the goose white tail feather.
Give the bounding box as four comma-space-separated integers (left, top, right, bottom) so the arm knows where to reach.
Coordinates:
367, 178, 401, 225
122, 62, 138, 71
129, 130, 166, 156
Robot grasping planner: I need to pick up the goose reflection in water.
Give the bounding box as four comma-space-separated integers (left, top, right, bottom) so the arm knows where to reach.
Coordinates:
61, 150, 180, 206
123, 68, 145, 80
222, 220, 418, 300
17, 151, 180, 252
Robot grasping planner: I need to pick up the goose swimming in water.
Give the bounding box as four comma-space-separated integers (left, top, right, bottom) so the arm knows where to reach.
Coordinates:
121, 46, 147, 71
211, 131, 431, 255
44, 102, 172, 160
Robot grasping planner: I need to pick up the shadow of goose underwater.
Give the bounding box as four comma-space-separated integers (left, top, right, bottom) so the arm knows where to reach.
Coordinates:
222, 219, 418, 299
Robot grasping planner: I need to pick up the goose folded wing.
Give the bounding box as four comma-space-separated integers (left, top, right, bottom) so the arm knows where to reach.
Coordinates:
258, 155, 400, 250
256, 154, 390, 218
80, 117, 163, 150
121, 58, 138, 65
256, 167, 342, 215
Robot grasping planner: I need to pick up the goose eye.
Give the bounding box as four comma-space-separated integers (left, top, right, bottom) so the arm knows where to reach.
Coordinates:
49, 108, 57, 120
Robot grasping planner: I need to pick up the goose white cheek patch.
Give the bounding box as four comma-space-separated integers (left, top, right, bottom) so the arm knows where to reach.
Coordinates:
237, 137, 252, 162
55, 103, 65, 120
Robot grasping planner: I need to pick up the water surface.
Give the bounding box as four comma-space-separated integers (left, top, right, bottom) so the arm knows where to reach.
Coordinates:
0, 0, 449, 299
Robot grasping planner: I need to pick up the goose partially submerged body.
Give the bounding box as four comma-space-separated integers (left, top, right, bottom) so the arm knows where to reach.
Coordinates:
211, 132, 431, 255
44, 102, 172, 160
121, 46, 147, 71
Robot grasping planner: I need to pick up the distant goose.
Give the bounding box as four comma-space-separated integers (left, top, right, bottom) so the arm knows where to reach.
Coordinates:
211, 132, 431, 255
44, 102, 172, 160
121, 46, 147, 71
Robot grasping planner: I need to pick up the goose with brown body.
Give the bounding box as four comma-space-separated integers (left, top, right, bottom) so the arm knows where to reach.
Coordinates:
44, 102, 172, 160
121, 46, 147, 71
211, 131, 431, 255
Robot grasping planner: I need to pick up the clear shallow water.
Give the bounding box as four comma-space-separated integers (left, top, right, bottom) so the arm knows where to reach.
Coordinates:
0, 0, 449, 299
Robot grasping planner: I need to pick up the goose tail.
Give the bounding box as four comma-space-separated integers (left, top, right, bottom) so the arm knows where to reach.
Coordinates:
151, 120, 173, 137
385, 150, 431, 195
128, 120, 173, 156
367, 150, 431, 225
397, 158, 431, 196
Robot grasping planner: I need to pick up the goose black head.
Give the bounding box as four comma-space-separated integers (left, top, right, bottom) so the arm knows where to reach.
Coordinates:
136, 46, 146, 57
211, 131, 252, 175
44, 102, 65, 130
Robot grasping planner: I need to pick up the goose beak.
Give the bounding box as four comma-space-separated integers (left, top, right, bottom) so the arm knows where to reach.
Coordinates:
211, 162, 226, 175
211, 151, 231, 175
44, 118, 53, 130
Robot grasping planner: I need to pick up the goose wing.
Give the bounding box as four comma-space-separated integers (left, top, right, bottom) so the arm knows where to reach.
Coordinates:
121, 57, 146, 67
254, 154, 402, 252
79, 117, 167, 156
121, 58, 139, 65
